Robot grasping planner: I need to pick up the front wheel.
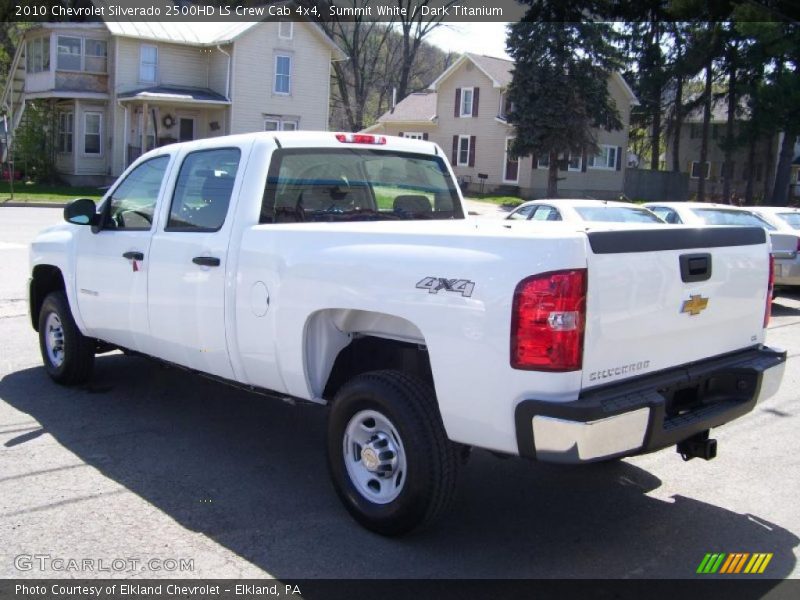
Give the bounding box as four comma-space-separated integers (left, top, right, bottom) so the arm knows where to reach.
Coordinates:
327, 370, 459, 536
38, 291, 95, 385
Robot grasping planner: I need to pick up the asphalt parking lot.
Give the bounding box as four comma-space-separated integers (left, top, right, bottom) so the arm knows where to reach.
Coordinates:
0, 206, 798, 581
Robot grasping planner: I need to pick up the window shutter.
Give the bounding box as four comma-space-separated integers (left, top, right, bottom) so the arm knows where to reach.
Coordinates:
472, 87, 480, 117
454, 88, 461, 118
452, 135, 458, 164
581, 148, 588, 172
422, 132, 428, 141
532, 155, 538, 169
616, 147, 622, 171
559, 154, 567, 172
468, 135, 476, 167
398, 131, 404, 137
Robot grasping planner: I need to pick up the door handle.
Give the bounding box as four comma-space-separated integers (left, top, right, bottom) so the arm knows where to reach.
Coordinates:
192, 256, 220, 267
122, 251, 144, 261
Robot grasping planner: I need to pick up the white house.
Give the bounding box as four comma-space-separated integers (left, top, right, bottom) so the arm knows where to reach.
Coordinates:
1, 20, 344, 185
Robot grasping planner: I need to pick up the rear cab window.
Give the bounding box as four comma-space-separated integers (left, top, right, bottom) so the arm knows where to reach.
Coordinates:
260, 148, 463, 223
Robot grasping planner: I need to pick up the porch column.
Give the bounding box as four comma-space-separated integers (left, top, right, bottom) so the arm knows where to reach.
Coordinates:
140, 101, 148, 154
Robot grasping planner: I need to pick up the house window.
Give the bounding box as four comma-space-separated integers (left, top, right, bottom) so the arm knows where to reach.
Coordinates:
721, 161, 736, 179
57, 112, 73, 153
460, 87, 473, 117
56, 37, 106, 72
457, 135, 470, 166
499, 93, 513, 119
538, 154, 580, 170
279, 21, 293, 39
140, 45, 158, 83
690, 161, 711, 179
274, 55, 291, 94
84, 112, 102, 155
26, 37, 50, 73
84, 39, 107, 73
57, 36, 81, 71
264, 119, 298, 131
588, 145, 617, 170
403, 132, 424, 140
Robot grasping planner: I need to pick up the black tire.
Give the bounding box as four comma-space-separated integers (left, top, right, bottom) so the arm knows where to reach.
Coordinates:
327, 370, 459, 536
38, 291, 94, 385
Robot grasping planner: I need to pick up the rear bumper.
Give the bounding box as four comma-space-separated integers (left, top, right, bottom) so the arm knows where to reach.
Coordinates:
515, 346, 786, 464
775, 257, 800, 286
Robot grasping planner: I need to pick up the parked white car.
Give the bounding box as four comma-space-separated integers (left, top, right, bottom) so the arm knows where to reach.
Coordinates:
644, 202, 800, 288
28, 133, 786, 535
749, 206, 800, 232
506, 199, 665, 225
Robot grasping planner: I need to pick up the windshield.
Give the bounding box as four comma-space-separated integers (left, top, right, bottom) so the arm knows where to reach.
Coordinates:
573, 206, 663, 223
776, 212, 800, 230
691, 208, 776, 230
260, 148, 463, 223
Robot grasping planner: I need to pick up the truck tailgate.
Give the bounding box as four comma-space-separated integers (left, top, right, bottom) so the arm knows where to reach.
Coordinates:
582, 227, 770, 389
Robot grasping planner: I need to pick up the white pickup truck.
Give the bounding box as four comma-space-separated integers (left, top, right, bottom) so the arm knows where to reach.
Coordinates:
29, 132, 786, 535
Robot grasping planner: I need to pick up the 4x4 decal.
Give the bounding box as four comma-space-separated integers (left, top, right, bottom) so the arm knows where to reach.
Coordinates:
416, 277, 475, 298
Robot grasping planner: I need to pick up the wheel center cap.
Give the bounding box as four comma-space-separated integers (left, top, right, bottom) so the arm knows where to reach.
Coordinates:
361, 447, 380, 471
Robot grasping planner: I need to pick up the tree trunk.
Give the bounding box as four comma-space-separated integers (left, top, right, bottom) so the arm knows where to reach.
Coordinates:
671, 74, 683, 172
649, 22, 662, 171
697, 61, 713, 202
722, 46, 736, 203
743, 135, 757, 205
764, 137, 775, 201
770, 131, 795, 206
547, 151, 559, 197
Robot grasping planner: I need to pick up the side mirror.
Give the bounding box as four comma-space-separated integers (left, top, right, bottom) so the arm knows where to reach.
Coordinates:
63, 198, 98, 226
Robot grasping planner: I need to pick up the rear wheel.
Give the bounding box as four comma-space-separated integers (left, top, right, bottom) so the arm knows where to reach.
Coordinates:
327, 370, 459, 536
38, 291, 94, 385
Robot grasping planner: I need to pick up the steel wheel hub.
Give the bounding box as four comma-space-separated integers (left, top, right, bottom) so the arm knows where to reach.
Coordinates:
44, 312, 65, 368
343, 409, 407, 504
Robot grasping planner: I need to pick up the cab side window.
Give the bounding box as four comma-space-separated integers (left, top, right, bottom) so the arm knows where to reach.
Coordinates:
104, 156, 170, 230
167, 148, 241, 232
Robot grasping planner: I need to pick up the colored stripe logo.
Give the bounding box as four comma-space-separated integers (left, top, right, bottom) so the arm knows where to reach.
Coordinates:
697, 553, 773, 574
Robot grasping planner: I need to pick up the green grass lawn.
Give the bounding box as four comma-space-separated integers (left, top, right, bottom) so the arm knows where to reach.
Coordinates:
465, 194, 524, 208
0, 182, 104, 203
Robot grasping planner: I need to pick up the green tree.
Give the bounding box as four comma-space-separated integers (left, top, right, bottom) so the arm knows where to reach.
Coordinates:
505, 8, 623, 197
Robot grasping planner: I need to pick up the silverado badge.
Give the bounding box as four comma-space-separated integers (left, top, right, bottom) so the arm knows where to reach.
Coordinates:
681, 294, 709, 316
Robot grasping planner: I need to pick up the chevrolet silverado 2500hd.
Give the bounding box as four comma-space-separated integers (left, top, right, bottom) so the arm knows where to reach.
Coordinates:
29, 132, 786, 535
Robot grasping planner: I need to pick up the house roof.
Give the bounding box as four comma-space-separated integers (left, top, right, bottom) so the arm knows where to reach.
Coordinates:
374, 92, 438, 124
683, 97, 751, 123
430, 53, 512, 90
429, 52, 639, 106
75, 1, 345, 57
103, 20, 259, 45
118, 85, 231, 105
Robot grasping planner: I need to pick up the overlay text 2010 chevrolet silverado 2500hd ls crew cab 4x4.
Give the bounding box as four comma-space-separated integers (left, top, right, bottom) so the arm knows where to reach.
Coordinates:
29, 132, 786, 535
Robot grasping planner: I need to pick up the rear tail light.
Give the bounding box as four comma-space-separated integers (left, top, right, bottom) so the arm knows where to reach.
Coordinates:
511, 269, 587, 371
764, 254, 774, 328
335, 133, 386, 145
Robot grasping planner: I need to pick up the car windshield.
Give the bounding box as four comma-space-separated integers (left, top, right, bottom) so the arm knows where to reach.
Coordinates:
260, 148, 463, 223
573, 206, 663, 223
776, 212, 800, 229
691, 208, 776, 230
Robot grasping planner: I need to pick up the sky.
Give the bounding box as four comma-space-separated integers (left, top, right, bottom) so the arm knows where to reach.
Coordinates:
426, 22, 511, 60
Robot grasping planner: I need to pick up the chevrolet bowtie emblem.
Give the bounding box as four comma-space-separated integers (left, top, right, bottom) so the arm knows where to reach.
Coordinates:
681, 294, 709, 316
